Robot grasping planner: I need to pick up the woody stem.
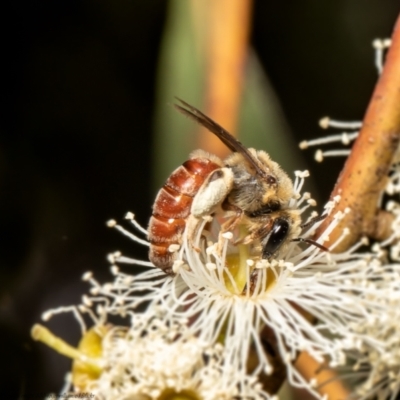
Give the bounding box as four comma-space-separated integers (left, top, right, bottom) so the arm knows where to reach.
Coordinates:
316, 14, 400, 250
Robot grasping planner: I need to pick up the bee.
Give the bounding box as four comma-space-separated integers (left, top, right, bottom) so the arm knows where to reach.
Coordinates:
148, 99, 325, 274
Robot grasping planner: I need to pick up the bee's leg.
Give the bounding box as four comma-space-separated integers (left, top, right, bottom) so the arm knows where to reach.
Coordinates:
241, 268, 258, 295
189, 167, 234, 253
215, 200, 243, 255
185, 215, 203, 253
234, 220, 273, 246
220, 199, 243, 231
191, 168, 234, 217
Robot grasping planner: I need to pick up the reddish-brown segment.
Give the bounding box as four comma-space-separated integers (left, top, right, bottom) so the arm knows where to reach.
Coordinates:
148, 157, 221, 273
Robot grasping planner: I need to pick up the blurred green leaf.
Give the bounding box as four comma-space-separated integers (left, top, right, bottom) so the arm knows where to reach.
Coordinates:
153, 0, 315, 201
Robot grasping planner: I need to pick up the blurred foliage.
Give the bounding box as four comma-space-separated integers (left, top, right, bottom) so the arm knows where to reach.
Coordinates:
153, 0, 205, 192
153, 0, 307, 194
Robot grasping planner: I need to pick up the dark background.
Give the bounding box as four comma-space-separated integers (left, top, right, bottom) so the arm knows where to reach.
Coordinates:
0, 1, 398, 399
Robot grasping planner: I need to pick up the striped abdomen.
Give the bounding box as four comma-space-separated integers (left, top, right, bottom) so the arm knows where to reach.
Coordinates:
148, 157, 221, 274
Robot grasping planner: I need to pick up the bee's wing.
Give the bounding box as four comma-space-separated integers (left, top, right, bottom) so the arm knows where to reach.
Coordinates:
174, 98, 269, 179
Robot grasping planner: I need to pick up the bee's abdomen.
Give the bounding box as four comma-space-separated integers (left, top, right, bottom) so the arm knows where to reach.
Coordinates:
148, 158, 220, 273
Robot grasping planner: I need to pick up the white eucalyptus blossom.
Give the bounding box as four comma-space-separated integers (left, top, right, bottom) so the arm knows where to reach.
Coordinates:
89, 314, 267, 400
109, 172, 388, 397
38, 277, 268, 400
328, 198, 400, 400
332, 258, 400, 400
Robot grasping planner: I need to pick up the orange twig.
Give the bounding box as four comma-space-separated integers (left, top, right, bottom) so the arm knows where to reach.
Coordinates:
292, 14, 400, 400
316, 15, 400, 250
295, 353, 349, 400
193, 0, 253, 157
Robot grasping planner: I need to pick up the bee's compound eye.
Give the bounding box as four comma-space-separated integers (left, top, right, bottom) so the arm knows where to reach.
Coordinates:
262, 218, 289, 259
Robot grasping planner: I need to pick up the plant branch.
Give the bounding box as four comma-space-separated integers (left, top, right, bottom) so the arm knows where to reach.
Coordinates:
287, 13, 400, 400
316, 15, 400, 250
192, 0, 253, 158
295, 352, 349, 400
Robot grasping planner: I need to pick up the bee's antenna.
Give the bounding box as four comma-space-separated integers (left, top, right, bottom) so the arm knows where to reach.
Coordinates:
292, 237, 329, 252
174, 98, 276, 184
300, 215, 326, 230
